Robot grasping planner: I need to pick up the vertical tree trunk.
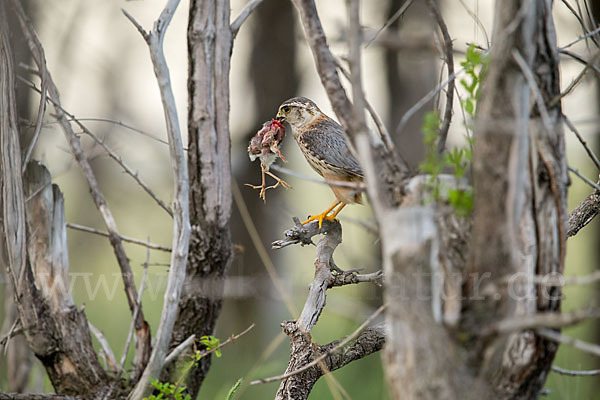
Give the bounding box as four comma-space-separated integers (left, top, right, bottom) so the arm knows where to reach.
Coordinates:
164, 0, 233, 396
382, 1, 567, 399
2, 0, 35, 391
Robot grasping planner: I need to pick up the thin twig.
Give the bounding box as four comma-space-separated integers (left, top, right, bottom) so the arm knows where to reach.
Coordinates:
68, 117, 169, 146
21, 64, 47, 172
231, 0, 265, 38
67, 223, 171, 252
164, 334, 195, 366
537, 328, 600, 357
559, 49, 600, 75
88, 322, 118, 373
333, 58, 394, 151
120, 243, 151, 372
560, 25, 600, 50
365, 0, 415, 48
198, 324, 255, 360
251, 305, 386, 385
427, 0, 454, 154
396, 66, 464, 137
563, 116, 600, 171
484, 307, 600, 335
551, 365, 600, 376
550, 51, 600, 108
560, 0, 600, 48
270, 164, 365, 190
17, 77, 174, 218
569, 165, 600, 192
457, 0, 490, 48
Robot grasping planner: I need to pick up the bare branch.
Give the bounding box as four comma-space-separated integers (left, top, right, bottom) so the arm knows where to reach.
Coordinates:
252, 306, 385, 385
426, 0, 455, 154
484, 308, 600, 335
125, 1, 191, 397
568, 165, 600, 192
327, 269, 382, 288
67, 223, 171, 252
568, 190, 600, 237
0, 394, 79, 400
120, 244, 151, 372
537, 328, 600, 357
231, 0, 264, 38
333, 58, 394, 151
21, 63, 47, 172
271, 217, 337, 249
551, 366, 600, 376
365, 0, 415, 48
88, 322, 118, 373
166, 323, 255, 367
564, 116, 600, 171
164, 334, 195, 366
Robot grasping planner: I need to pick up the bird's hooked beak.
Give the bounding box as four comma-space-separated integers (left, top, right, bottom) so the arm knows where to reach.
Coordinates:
275, 111, 286, 122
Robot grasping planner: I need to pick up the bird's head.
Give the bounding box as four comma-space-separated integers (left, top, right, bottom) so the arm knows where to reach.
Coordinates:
276, 97, 321, 129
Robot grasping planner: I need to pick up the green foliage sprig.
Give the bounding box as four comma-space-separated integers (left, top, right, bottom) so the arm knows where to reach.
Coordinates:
418, 45, 487, 217
144, 335, 224, 400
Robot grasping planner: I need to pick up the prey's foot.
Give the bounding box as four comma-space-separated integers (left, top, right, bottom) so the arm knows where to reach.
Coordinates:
245, 182, 268, 202
265, 170, 292, 190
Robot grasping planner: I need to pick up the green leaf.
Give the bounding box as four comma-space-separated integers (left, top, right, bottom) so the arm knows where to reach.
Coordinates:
226, 378, 243, 400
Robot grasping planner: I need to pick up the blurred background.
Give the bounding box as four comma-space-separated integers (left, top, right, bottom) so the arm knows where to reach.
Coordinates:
0, 0, 599, 398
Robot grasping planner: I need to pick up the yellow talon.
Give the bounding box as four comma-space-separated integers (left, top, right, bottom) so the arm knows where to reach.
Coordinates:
301, 201, 347, 228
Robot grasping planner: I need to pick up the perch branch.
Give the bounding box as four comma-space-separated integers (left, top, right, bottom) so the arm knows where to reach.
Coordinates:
333, 58, 393, 150
271, 217, 338, 249
252, 306, 385, 385
328, 269, 382, 288
124, 1, 191, 397
567, 190, 600, 237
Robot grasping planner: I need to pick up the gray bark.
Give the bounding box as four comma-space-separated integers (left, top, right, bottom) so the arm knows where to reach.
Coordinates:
163, 0, 234, 397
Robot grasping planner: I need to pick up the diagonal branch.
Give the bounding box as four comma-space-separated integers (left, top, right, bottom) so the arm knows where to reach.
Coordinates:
231, 0, 265, 38
124, 1, 191, 398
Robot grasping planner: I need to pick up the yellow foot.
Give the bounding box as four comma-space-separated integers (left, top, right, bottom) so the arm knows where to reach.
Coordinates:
301, 212, 337, 229
300, 201, 344, 228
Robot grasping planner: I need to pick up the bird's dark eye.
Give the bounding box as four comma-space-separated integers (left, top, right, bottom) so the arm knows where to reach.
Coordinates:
282, 106, 291, 113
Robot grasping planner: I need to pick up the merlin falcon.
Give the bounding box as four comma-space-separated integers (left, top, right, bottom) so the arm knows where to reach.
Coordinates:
276, 97, 363, 227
